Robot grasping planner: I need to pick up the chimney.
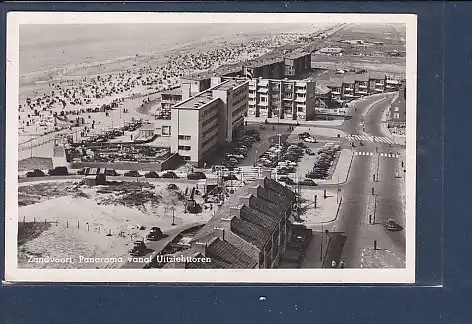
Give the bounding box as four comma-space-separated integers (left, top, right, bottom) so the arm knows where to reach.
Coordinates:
230, 204, 243, 218
262, 169, 272, 179
194, 242, 207, 257
239, 194, 252, 207
181, 84, 191, 100
255, 178, 266, 188
214, 227, 225, 241
220, 216, 234, 232
247, 185, 260, 197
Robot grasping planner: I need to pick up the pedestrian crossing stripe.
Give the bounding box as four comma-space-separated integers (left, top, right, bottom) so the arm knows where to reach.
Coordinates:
354, 151, 373, 156
379, 153, 400, 158
347, 134, 395, 144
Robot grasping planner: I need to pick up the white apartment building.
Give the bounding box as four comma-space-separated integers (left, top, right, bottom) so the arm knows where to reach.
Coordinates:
245, 78, 317, 121
171, 79, 249, 166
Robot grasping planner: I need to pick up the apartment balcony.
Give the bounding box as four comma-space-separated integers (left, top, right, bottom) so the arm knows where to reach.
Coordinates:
374, 88, 384, 92
359, 84, 368, 88
295, 97, 306, 103
331, 90, 341, 95
282, 96, 293, 101
295, 89, 307, 94
258, 101, 269, 107
257, 88, 269, 94
375, 82, 384, 86
357, 90, 368, 95
249, 92, 256, 98
248, 109, 256, 116
344, 87, 354, 91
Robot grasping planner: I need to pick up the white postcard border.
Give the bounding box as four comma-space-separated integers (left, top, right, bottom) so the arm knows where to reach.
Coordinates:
4, 12, 417, 283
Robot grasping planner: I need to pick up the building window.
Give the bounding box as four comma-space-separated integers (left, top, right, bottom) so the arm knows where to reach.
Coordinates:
394, 107, 400, 112
181, 155, 191, 161
178, 145, 191, 151
162, 126, 171, 136
394, 113, 400, 119
178, 135, 191, 140
297, 107, 304, 112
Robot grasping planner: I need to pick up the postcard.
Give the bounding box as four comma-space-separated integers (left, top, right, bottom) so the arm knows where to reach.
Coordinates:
4, 12, 417, 283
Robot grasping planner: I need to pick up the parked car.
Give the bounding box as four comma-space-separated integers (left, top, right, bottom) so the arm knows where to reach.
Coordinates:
124, 170, 142, 177
48, 166, 69, 176
146, 227, 163, 241
105, 169, 119, 176
129, 240, 147, 256
298, 132, 310, 139
298, 179, 317, 186
278, 176, 295, 185
222, 174, 238, 181
77, 168, 87, 175
187, 172, 206, 180
306, 149, 316, 155
386, 219, 398, 231
162, 171, 179, 179
303, 136, 317, 143
144, 171, 160, 178
26, 169, 46, 178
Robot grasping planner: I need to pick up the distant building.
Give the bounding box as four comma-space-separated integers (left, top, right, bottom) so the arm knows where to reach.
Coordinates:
326, 72, 401, 102
283, 51, 312, 77
243, 57, 285, 80
318, 47, 343, 55
160, 87, 182, 112
171, 79, 249, 166
164, 176, 296, 269
389, 83, 406, 127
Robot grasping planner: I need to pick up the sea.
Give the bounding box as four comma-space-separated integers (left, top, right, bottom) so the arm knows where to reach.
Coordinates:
19, 23, 330, 77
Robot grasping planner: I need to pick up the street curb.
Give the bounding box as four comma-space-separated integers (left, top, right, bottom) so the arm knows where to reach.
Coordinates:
319, 196, 343, 225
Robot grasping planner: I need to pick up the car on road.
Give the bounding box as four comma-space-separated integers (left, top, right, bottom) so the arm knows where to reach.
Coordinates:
48, 166, 69, 176
298, 132, 310, 139
144, 171, 160, 178
278, 176, 295, 185
303, 136, 317, 143
298, 179, 317, 186
124, 170, 142, 177
129, 240, 147, 256
162, 171, 179, 179
26, 169, 46, 178
146, 227, 164, 241
187, 172, 206, 180
386, 219, 398, 231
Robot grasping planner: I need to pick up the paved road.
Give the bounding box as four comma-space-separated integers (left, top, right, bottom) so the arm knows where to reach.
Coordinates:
321, 93, 406, 268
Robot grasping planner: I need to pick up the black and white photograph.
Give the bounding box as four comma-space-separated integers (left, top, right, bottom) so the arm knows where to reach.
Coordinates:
5, 12, 417, 283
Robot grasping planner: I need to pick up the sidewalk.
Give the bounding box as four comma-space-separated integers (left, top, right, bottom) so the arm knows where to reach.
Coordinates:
379, 98, 406, 146
244, 116, 344, 127
298, 189, 339, 226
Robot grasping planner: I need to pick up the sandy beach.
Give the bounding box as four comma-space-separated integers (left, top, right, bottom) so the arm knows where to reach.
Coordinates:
18, 23, 330, 150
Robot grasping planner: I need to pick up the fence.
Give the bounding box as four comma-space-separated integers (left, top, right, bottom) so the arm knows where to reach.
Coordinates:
18, 216, 146, 241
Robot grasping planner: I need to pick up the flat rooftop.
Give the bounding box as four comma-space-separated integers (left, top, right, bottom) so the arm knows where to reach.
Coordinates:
173, 90, 217, 110
212, 79, 246, 91
245, 56, 284, 68
161, 87, 182, 96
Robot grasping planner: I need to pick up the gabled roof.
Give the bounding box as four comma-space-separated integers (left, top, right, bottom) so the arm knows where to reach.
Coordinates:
189, 177, 295, 268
